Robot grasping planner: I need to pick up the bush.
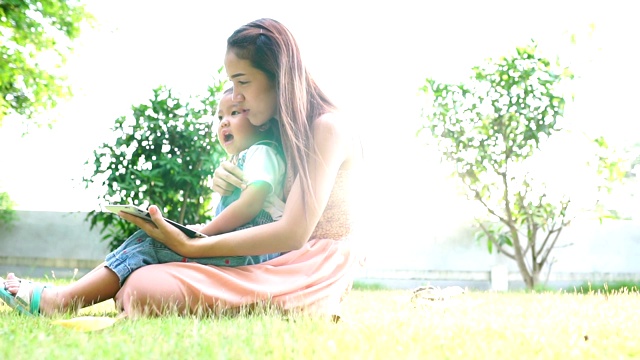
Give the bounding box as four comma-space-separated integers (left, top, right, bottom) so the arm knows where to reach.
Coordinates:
83, 74, 228, 251
0, 191, 17, 228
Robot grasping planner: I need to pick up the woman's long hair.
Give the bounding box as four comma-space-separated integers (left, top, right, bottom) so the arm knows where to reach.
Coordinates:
227, 18, 337, 209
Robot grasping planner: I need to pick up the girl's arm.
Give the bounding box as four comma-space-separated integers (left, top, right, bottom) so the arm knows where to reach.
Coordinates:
121, 113, 351, 257
198, 182, 271, 236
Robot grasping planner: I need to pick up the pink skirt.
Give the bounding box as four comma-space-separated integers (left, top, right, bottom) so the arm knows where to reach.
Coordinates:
115, 238, 359, 317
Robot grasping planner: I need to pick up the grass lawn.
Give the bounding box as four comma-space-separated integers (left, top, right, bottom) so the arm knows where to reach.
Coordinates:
1, 281, 638, 359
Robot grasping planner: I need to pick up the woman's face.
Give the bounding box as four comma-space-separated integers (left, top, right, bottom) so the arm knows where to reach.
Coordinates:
224, 50, 277, 127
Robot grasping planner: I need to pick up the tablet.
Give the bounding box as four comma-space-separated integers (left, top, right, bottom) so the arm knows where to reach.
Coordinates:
104, 204, 207, 238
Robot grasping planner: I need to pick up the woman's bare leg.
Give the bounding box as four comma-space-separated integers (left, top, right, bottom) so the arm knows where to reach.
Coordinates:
4, 266, 120, 316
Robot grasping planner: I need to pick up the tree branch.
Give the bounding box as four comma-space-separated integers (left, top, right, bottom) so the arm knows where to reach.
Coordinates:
536, 226, 558, 258
537, 199, 571, 258
516, 190, 534, 257
478, 222, 515, 259
467, 184, 509, 224
539, 227, 564, 266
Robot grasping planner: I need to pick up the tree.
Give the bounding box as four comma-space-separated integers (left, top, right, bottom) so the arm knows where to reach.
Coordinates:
419, 40, 591, 289
0, 0, 93, 128
83, 76, 228, 251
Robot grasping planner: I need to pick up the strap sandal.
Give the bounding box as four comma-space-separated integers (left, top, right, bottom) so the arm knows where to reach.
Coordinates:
0, 277, 50, 316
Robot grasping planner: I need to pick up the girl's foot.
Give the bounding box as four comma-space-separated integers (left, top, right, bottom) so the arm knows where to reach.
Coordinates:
2, 273, 60, 315
3, 273, 22, 293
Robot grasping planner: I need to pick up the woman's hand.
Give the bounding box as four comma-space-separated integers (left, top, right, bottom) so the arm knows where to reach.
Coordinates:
212, 161, 246, 196
118, 205, 192, 256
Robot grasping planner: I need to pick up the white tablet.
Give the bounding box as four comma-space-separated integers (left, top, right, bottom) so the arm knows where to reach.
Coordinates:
104, 204, 207, 238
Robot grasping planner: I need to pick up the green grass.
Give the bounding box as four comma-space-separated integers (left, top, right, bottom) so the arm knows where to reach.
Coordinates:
1, 281, 639, 359
352, 280, 388, 291
574, 281, 640, 294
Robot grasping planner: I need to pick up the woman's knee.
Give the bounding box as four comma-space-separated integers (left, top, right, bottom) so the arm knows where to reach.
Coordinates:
115, 265, 185, 316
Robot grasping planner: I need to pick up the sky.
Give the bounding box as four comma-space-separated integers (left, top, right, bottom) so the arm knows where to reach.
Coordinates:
0, 0, 637, 232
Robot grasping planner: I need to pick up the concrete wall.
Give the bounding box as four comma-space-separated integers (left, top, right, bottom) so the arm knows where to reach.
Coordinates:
1, 211, 639, 290
354, 215, 640, 290
0, 211, 109, 279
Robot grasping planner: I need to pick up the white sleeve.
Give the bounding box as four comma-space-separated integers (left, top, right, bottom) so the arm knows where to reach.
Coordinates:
241, 144, 286, 195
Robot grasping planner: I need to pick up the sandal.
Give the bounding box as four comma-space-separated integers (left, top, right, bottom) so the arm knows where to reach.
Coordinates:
0, 277, 50, 316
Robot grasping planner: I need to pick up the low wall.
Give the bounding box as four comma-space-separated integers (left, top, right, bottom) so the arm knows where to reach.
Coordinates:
353, 215, 640, 290
1, 211, 639, 290
0, 211, 109, 278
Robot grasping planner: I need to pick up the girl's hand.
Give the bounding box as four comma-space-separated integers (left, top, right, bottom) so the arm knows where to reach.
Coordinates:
212, 161, 246, 196
118, 205, 192, 256
186, 224, 204, 232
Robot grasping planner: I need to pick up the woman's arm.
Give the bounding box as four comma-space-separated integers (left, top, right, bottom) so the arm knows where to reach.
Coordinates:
121, 113, 350, 257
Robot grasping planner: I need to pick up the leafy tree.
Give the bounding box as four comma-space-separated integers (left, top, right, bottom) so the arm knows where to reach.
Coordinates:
418, 40, 614, 289
0, 0, 93, 127
83, 76, 228, 251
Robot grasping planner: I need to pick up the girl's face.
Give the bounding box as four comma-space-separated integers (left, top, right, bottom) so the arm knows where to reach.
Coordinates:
217, 94, 262, 156
224, 50, 277, 127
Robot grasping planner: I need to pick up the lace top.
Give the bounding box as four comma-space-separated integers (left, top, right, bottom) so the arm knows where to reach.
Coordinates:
284, 164, 355, 241
309, 166, 354, 240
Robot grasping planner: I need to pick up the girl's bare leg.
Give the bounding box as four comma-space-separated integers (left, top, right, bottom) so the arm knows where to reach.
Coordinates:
84, 262, 108, 277
4, 265, 120, 316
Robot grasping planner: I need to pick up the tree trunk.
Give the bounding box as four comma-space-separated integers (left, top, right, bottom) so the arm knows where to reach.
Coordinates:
519, 264, 541, 289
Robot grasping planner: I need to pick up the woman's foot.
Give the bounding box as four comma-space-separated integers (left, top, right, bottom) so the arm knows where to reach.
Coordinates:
2, 273, 62, 315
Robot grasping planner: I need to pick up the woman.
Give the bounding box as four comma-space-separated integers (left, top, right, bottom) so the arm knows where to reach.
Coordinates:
1, 18, 362, 318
